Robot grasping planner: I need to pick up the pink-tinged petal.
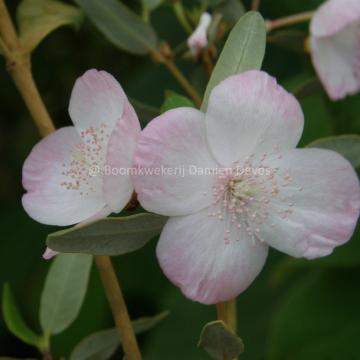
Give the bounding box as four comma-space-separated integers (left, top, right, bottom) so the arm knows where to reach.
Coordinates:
311, 0, 360, 37
310, 23, 360, 100
22, 127, 106, 226
206, 71, 304, 166
77, 204, 113, 225
156, 207, 268, 304
133, 108, 219, 216
69, 69, 126, 151
43, 248, 58, 260
187, 12, 212, 55
260, 148, 360, 259
103, 100, 141, 212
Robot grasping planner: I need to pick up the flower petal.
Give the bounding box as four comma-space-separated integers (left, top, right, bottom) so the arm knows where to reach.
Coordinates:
22, 127, 106, 226
311, 0, 360, 38
156, 207, 268, 304
260, 148, 360, 259
187, 12, 212, 55
103, 100, 141, 212
133, 107, 219, 216
310, 23, 360, 100
206, 71, 304, 166
43, 248, 58, 260
69, 69, 126, 151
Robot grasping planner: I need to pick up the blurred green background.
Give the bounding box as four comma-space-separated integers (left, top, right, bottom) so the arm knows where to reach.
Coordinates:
0, 0, 359, 359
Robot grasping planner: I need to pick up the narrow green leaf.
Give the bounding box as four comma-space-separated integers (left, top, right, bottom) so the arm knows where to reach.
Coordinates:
47, 213, 167, 256
71, 329, 118, 360
2, 284, 43, 348
75, 0, 158, 55
141, 0, 162, 12
40, 254, 92, 335
213, 0, 246, 26
17, 0, 83, 53
201, 11, 266, 111
161, 92, 195, 113
198, 320, 244, 360
70, 311, 169, 360
307, 135, 360, 168
132, 310, 169, 332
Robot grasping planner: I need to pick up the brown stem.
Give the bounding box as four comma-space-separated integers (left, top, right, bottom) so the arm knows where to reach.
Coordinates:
163, 59, 202, 107
10, 59, 55, 136
0, 0, 54, 137
216, 299, 237, 333
202, 50, 214, 78
0, 2, 142, 358
95, 256, 142, 360
42, 351, 53, 360
266, 11, 315, 33
151, 49, 202, 108
0, 0, 17, 48
251, 0, 261, 11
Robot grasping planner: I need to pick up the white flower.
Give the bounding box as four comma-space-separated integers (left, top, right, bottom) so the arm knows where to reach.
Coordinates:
22, 69, 141, 227
132, 70, 360, 304
310, 0, 360, 100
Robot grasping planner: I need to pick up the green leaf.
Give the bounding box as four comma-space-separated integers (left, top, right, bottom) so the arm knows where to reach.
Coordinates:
141, 0, 162, 12
268, 270, 360, 360
161, 92, 195, 113
46, 213, 167, 256
198, 320, 244, 360
213, 0, 246, 26
2, 284, 43, 348
17, 0, 83, 53
70, 311, 169, 360
201, 11, 266, 111
74, 0, 157, 55
307, 134, 360, 168
40, 254, 92, 335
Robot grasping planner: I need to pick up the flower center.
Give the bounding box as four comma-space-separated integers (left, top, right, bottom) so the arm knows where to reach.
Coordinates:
207, 153, 301, 246
60, 123, 109, 195
229, 177, 258, 200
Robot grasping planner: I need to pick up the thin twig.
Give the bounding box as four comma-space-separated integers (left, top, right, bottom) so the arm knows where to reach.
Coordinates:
0, 0, 54, 136
202, 50, 214, 78
162, 59, 202, 107
216, 299, 237, 333
95, 256, 142, 360
266, 11, 315, 33
251, 0, 261, 11
172, 0, 193, 34
151, 46, 202, 107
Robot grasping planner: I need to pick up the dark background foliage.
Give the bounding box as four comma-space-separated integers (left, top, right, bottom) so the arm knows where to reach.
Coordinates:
0, 0, 359, 358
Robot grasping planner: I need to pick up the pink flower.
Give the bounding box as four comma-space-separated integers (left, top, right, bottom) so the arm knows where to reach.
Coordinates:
22, 69, 141, 228
187, 12, 212, 56
310, 0, 360, 100
133, 70, 360, 304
